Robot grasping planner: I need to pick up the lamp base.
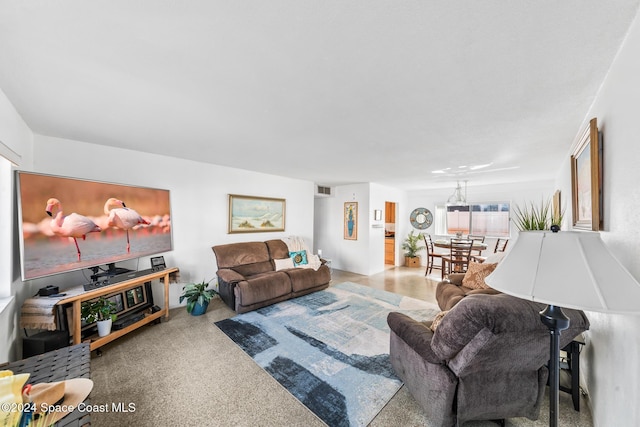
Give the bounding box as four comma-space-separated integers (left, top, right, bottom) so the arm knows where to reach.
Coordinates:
540, 305, 570, 427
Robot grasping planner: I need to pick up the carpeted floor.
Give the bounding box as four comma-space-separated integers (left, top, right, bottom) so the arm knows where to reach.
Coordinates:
90, 268, 594, 426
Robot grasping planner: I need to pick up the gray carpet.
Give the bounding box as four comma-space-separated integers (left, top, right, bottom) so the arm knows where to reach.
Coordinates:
90, 285, 594, 426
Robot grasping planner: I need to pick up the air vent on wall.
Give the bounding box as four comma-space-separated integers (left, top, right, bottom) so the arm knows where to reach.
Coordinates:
315, 185, 333, 197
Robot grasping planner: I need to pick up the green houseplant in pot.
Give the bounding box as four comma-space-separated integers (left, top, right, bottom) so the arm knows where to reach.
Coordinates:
81, 296, 118, 337
179, 279, 218, 316
402, 230, 425, 268
513, 198, 564, 231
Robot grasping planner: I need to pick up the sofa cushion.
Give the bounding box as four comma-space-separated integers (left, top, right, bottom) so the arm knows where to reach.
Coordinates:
285, 265, 331, 293
235, 272, 292, 306
289, 250, 308, 266
274, 258, 294, 271
462, 262, 497, 290
213, 242, 270, 269
265, 239, 290, 260
436, 282, 468, 311
233, 261, 274, 277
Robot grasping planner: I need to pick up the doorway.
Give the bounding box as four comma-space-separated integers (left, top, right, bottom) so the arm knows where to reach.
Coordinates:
384, 201, 396, 265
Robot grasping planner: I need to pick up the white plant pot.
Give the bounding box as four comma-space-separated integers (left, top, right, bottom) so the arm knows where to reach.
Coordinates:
97, 319, 112, 337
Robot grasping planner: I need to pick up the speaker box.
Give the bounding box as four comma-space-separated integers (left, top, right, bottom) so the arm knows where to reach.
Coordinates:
23, 330, 69, 358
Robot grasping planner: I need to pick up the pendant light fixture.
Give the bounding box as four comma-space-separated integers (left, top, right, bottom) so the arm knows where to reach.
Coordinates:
446, 180, 468, 206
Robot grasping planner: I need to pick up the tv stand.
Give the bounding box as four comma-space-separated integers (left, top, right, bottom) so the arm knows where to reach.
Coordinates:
89, 263, 133, 281
58, 267, 179, 351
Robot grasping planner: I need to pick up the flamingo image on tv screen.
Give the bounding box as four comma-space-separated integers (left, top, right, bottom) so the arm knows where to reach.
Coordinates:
16, 171, 173, 281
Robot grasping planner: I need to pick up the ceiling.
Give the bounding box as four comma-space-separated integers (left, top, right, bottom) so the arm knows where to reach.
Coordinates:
1, 1, 638, 191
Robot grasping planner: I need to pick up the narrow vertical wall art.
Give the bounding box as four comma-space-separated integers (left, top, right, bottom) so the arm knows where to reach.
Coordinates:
344, 202, 358, 240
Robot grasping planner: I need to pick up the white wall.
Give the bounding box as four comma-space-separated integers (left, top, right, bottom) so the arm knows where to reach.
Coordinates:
318, 183, 370, 275
554, 9, 640, 426
314, 183, 406, 276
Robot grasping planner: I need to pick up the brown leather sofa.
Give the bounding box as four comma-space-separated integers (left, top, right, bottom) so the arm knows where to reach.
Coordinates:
212, 239, 331, 313
436, 272, 501, 311
387, 294, 590, 426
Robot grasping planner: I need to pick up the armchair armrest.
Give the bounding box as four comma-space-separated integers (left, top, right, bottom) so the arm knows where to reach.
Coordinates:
216, 268, 245, 283
447, 273, 465, 285
387, 312, 445, 365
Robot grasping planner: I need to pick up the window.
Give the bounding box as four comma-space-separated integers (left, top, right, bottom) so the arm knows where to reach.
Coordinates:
0, 156, 12, 296
435, 203, 510, 237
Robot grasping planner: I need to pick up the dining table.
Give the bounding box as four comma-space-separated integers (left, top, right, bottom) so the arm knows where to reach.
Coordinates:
433, 239, 488, 279
433, 239, 488, 251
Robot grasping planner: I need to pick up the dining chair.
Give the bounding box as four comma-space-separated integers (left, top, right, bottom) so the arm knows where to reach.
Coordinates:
441, 239, 473, 279
467, 234, 486, 257
423, 234, 442, 276
472, 238, 509, 263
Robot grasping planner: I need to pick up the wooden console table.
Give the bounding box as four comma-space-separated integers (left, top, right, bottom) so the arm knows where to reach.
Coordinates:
57, 268, 179, 351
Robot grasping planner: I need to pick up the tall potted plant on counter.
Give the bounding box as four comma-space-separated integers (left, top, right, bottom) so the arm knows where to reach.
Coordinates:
179, 279, 218, 316
81, 296, 118, 337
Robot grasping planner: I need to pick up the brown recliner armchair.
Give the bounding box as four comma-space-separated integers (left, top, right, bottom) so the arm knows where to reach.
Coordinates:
387, 293, 589, 426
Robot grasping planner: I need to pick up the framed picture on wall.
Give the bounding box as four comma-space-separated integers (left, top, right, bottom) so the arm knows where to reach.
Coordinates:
571, 118, 602, 231
552, 190, 562, 224
228, 194, 286, 233
344, 202, 358, 240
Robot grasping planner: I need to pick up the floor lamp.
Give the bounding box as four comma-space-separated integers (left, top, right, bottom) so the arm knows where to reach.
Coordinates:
485, 228, 640, 427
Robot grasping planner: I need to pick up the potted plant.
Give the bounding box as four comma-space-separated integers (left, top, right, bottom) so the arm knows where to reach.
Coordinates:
513, 198, 564, 231
402, 230, 425, 267
179, 279, 218, 316
81, 296, 117, 337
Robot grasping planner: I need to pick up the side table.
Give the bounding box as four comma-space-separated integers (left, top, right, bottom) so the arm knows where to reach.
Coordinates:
0, 343, 91, 426
559, 337, 585, 411
324, 258, 332, 275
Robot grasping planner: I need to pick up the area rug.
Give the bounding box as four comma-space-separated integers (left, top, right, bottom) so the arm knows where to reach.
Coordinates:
214, 282, 439, 427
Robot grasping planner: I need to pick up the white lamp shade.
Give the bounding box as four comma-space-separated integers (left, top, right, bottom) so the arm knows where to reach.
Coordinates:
485, 230, 640, 314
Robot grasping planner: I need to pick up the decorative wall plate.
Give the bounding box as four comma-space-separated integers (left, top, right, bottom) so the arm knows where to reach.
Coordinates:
410, 207, 433, 230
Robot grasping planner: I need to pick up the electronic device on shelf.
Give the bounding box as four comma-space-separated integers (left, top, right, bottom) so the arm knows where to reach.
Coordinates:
83, 280, 111, 291
38, 285, 59, 296
150, 256, 166, 272
83, 266, 167, 291
109, 268, 156, 284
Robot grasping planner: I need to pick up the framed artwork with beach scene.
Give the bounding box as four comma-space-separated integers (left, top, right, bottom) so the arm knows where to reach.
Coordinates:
228, 194, 286, 233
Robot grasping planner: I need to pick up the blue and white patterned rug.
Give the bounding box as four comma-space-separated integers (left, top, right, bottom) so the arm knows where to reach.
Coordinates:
214, 282, 439, 427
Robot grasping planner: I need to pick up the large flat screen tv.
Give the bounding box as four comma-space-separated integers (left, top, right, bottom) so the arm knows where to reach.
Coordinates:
16, 171, 173, 281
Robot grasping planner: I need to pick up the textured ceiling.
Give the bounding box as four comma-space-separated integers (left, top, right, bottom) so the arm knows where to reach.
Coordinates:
1, 1, 638, 190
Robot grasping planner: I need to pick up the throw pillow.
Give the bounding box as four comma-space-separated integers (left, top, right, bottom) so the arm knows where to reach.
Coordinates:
274, 257, 295, 271
462, 261, 498, 290
430, 310, 449, 332
289, 250, 308, 267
